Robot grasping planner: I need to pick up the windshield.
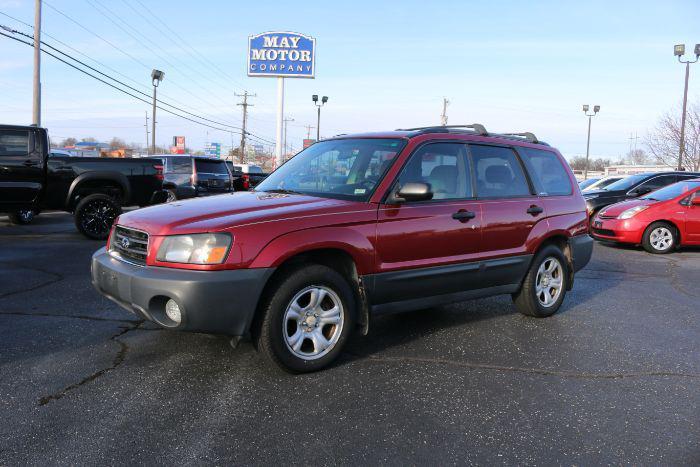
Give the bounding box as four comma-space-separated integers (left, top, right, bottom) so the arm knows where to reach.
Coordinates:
641, 181, 700, 201
601, 174, 648, 191
255, 138, 406, 201
578, 178, 599, 190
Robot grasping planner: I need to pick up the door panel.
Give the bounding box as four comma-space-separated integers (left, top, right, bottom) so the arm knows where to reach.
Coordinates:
686, 192, 700, 243
373, 142, 482, 304
0, 129, 43, 207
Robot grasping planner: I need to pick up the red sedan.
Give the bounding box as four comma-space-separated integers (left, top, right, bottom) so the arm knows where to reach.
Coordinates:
591, 178, 700, 253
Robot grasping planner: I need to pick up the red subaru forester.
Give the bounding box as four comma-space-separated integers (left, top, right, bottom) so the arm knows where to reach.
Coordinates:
92, 125, 593, 372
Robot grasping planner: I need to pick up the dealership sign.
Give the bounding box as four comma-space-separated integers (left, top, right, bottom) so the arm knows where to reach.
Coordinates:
247, 31, 316, 78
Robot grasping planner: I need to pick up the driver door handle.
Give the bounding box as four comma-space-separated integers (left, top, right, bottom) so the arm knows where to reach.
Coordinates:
452, 210, 476, 222
527, 205, 544, 216
23, 160, 39, 167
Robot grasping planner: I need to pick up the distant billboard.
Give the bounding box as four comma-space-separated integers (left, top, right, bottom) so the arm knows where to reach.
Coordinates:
204, 142, 221, 158
247, 31, 316, 78
173, 136, 185, 149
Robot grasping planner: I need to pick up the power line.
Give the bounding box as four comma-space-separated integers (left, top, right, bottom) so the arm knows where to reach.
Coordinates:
0, 30, 276, 142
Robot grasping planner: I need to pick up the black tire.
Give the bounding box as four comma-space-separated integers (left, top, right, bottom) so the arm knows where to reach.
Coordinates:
8, 209, 37, 225
165, 189, 178, 203
255, 264, 356, 373
642, 221, 677, 254
513, 244, 569, 318
74, 194, 122, 240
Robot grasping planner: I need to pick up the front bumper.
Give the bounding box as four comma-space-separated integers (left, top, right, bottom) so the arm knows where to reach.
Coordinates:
590, 217, 645, 244
91, 247, 274, 336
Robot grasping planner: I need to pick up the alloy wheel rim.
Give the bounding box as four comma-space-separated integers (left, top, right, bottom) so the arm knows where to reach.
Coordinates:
19, 210, 34, 222
535, 257, 563, 308
282, 285, 344, 361
81, 200, 118, 237
166, 191, 177, 202
650, 227, 673, 251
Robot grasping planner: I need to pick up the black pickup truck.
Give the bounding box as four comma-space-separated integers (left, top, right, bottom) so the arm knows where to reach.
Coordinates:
225, 162, 268, 191
0, 124, 165, 239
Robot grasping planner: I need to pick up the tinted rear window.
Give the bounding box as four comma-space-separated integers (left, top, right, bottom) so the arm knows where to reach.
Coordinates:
519, 148, 572, 196
195, 159, 228, 174
164, 157, 192, 173
0, 129, 30, 156
470, 145, 531, 198
247, 165, 264, 174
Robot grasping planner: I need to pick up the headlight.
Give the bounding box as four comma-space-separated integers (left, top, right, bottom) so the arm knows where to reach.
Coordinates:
618, 205, 649, 220
156, 233, 231, 264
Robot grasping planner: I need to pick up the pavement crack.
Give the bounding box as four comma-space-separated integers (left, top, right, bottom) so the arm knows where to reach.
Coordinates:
347, 353, 700, 380
0, 263, 65, 299
664, 257, 699, 298
37, 319, 144, 406
0, 311, 139, 324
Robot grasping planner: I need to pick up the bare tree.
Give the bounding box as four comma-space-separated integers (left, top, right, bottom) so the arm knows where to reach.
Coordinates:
646, 101, 700, 171
60, 137, 77, 147
109, 137, 127, 150
626, 149, 650, 165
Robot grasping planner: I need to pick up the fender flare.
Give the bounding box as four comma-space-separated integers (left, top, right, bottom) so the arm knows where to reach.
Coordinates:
66, 171, 130, 208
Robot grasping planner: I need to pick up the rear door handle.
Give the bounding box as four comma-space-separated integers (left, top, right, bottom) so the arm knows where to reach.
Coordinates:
527, 205, 544, 216
452, 210, 476, 222
23, 160, 39, 167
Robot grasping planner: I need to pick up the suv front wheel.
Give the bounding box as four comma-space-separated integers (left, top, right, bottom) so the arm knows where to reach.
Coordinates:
256, 264, 356, 373
513, 244, 569, 317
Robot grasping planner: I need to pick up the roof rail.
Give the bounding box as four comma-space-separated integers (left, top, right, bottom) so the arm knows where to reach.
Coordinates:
397, 123, 489, 136
500, 132, 540, 144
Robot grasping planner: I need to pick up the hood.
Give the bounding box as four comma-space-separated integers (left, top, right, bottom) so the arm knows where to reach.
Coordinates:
117, 191, 368, 236
598, 198, 656, 217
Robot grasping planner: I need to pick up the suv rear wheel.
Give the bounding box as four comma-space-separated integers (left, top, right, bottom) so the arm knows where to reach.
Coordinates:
255, 264, 356, 373
513, 244, 568, 317
74, 194, 121, 240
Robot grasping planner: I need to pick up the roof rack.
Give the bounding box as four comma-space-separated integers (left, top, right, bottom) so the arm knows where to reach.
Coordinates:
397, 124, 545, 145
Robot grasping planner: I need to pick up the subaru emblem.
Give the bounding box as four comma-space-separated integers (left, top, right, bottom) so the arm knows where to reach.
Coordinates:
121, 237, 130, 249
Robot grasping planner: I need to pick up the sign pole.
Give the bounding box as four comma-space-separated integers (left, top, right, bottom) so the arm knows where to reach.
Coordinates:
275, 76, 285, 168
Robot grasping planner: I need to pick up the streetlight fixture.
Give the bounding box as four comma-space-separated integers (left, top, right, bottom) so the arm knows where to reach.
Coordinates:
312, 94, 328, 141
151, 69, 165, 154
674, 43, 699, 171
582, 104, 601, 180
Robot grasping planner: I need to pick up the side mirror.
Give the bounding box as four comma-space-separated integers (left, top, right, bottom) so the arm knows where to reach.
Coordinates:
630, 186, 652, 197
395, 182, 433, 202
691, 196, 700, 206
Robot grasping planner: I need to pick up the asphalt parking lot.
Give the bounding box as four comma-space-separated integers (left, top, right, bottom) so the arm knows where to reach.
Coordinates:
1, 211, 699, 465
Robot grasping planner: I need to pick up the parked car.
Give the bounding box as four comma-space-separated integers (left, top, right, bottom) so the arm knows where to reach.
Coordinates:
92, 124, 593, 372
226, 162, 268, 191
583, 171, 700, 220
591, 178, 700, 253
160, 155, 233, 201
0, 124, 165, 239
578, 177, 601, 190
581, 175, 625, 192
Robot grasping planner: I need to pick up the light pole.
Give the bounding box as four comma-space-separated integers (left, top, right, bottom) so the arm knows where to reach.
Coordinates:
32, 0, 42, 126
150, 69, 164, 154
283, 116, 295, 157
674, 43, 699, 171
312, 95, 328, 141
582, 104, 600, 180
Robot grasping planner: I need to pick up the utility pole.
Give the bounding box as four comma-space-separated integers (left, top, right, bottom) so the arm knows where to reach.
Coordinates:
144, 111, 150, 153
32, 0, 42, 126
305, 124, 315, 140
236, 91, 256, 163
283, 116, 294, 157
628, 132, 639, 160
440, 97, 449, 126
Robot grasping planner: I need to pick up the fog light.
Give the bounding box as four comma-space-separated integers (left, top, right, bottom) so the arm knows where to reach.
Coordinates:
165, 299, 182, 324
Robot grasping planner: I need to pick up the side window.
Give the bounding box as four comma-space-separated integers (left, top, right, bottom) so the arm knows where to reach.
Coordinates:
397, 143, 471, 200
638, 175, 677, 192
470, 145, 531, 198
0, 129, 30, 157
519, 148, 572, 196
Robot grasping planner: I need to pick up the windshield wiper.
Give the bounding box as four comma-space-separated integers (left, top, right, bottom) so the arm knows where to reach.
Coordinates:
260, 188, 304, 195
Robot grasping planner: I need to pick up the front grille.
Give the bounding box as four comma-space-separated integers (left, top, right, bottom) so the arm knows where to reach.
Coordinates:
111, 225, 149, 265
592, 227, 616, 237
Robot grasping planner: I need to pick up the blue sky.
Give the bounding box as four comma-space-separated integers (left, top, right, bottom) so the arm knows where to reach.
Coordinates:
1, 0, 699, 158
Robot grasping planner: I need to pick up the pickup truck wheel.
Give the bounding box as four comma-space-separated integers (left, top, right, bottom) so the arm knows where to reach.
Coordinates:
74, 194, 121, 240
165, 189, 177, 203
8, 209, 36, 225
256, 264, 356, 373
513, 245, 568, 317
